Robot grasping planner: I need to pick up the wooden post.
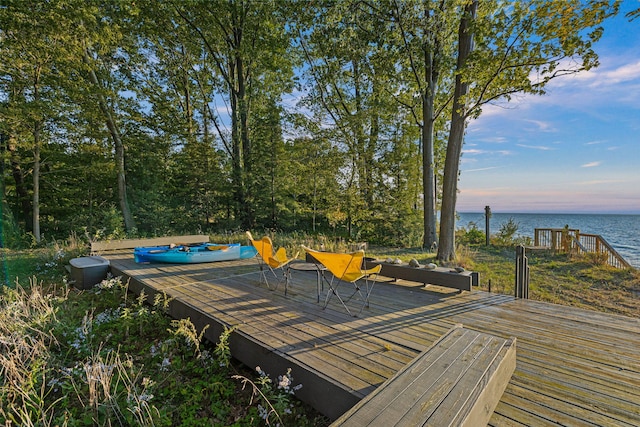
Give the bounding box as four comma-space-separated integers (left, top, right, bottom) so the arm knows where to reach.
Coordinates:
485, 205, 491, 246
515, 245, 529, 299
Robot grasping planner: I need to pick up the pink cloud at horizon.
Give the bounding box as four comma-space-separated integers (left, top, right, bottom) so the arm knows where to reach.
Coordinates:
456, 187, 640, 214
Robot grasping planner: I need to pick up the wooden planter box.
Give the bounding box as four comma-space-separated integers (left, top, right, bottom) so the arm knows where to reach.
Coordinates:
367, 261, 478, 292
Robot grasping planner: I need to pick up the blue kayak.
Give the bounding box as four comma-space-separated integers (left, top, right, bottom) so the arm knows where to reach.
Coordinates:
134, 243, 257, 264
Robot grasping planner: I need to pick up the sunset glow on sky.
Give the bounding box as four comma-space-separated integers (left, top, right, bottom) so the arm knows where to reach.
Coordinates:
458, 3, 640, 214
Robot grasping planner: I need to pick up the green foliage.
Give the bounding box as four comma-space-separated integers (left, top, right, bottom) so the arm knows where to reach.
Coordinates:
491, 217, 533, 246
1, 206, 30, 249
0, 0, 620, 252
214, 324, 238, 368
493, 217, 520, 246
0, 247, 326, 426
456, 222, 486, 246
234, 366, 306, 426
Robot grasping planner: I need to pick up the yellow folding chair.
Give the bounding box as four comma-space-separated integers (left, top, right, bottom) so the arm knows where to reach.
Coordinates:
302, 245, 381, 317
246, 231, 298, 294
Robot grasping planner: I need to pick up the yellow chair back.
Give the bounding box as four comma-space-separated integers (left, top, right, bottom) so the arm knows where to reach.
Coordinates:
246, 232, 295, 268
302, 246, 381, 282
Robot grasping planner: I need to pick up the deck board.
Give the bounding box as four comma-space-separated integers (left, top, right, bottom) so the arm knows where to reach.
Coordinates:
103, 251, 640, 425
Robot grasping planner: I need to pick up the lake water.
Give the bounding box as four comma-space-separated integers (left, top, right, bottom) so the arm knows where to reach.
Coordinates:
457, 212, 640, 268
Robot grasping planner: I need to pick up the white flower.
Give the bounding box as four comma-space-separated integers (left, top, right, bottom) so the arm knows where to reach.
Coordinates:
278, 375, 290, 389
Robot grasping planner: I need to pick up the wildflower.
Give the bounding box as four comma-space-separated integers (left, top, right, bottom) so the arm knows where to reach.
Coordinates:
278, 374, 290, 390
160, 357, 171, 371
138, 393, 154, 402
48, 377, 62, 392
258, 404, 270, 421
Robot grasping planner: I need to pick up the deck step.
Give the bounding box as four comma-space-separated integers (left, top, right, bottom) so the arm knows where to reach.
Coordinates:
331, 324, 516, 427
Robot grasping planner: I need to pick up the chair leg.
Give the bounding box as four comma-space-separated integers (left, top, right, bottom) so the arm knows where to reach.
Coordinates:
357, 276, 376, 315
258, 264, 269, 287
263, 266, 292, 295
323, 276, 376, 317
323, 277, 372, 317
254, 258, 291, 294
322, 278, 355, 317
266, 267, 280, 291
283, 267, 292, 295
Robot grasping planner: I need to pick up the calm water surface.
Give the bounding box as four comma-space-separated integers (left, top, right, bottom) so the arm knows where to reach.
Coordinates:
457, 213, 640, 268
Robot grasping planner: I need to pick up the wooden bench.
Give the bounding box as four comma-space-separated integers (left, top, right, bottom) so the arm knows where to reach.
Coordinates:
369, 261, 479, 292
331, 325, 516, 427
91, 235, 209, 254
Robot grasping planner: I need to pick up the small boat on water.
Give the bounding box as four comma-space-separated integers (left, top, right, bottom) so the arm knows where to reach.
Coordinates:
134, 243, 257, 264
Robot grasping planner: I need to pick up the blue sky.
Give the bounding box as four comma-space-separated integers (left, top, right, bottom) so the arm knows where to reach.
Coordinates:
458, 3, 640, 214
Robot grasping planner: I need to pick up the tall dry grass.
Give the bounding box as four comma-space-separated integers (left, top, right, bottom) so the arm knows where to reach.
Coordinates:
0, 278, 62, 426
0, 277, 160, 426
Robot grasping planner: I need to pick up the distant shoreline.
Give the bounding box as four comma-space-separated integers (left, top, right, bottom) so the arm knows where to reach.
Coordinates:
458, 211, 640, 216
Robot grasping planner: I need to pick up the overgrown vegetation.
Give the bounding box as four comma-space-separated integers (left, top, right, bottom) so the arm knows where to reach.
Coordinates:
0, 248, 329, 426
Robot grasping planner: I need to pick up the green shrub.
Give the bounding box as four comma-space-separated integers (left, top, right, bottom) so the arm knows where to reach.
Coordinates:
492, 217, 532, 247
456, 221, 486, 245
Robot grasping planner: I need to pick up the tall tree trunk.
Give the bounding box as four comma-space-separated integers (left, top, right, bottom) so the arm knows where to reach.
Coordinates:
438, 0, 477, 262
229, 61, 245, 227
422, 48, 438, 250
237, 52, 254, 229
32, 123, 41, 243
366, 77, 380, 206
31, 75, 42, 243
83, 50, 136, 233
6, 133, 31, 231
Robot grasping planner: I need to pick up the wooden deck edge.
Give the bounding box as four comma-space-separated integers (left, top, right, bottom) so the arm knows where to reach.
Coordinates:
459, 336, 517, 427
330, 324, 517, 427
111, 263, 360, 420
91, 235, 209, 253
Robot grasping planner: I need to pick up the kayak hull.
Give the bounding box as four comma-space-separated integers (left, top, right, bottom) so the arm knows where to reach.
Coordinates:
134, 243, 257, 264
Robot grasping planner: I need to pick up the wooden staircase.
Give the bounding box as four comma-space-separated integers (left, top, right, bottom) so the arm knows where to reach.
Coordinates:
534, 228, 631, 269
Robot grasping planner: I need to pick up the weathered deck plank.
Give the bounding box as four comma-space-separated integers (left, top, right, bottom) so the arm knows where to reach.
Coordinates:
331, 325, 516, 427
103, 251, 640, 425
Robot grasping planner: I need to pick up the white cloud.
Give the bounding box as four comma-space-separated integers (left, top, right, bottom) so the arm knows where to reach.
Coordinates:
523, 119, 554, 132
587, 61, 640, 87
463, 148, 486, 155
516, 144, 556, 151
581, 161, 601, 168
478, 136, 509, 144
465, 166, 501, 173
463, 148, 513, 156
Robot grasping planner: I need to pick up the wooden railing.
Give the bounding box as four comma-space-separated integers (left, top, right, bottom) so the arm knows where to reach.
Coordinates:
534, 228, 632, 269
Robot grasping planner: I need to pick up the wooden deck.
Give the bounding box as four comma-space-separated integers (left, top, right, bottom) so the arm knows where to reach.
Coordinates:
103, 251, 640, 426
